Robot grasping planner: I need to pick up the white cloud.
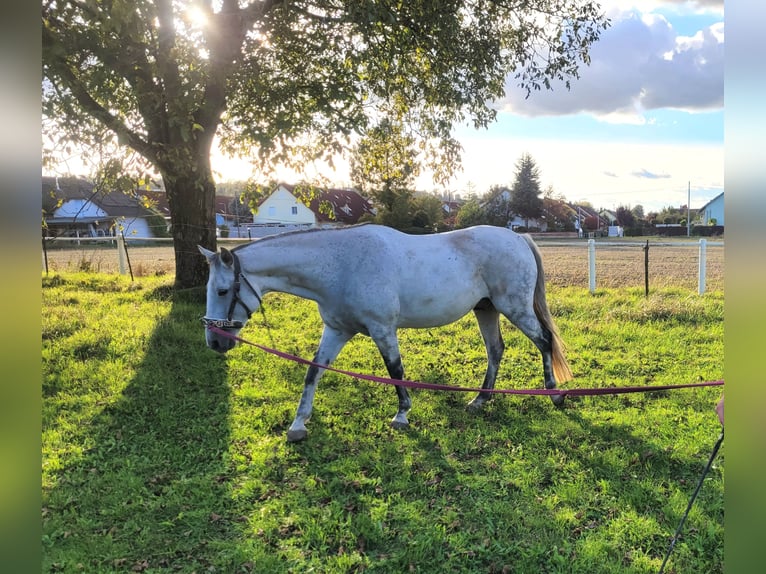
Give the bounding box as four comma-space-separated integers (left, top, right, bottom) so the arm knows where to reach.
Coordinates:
498, 5, 723, 121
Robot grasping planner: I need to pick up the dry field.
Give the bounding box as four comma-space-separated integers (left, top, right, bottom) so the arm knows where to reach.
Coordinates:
42, 237, 724, 293
538, 239, 724, 292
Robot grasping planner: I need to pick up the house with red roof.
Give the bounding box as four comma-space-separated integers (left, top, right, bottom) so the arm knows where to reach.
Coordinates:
252, 183, 375, 228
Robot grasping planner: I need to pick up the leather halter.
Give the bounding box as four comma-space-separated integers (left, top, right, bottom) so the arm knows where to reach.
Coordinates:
201, 250, 262, 330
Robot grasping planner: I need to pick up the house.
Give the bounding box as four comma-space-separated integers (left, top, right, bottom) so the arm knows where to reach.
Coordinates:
441, 199, 463, 228
698, 192, 724, 226
137, 189, 250, 235
252, 183, 375, 228
42, 176, 165, 238
570, 204, 610, 236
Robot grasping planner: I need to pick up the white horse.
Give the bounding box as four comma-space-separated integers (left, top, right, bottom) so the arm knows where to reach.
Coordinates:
199, 224, 572, 441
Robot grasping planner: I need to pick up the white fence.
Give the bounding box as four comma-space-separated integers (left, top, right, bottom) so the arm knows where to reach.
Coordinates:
582, 238, 719, 295
42, 236, 723, 294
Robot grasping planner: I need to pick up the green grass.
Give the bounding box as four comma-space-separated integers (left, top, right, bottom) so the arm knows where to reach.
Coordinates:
42, 273, 723, 573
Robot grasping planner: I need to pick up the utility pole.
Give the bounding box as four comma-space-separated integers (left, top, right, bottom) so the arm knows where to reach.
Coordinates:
687, 181, 691, 237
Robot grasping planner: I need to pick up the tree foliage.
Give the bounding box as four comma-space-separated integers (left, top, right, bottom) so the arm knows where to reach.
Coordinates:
543, 185, 575, 230
410, 193, 446, 231
454, 198, 485, 229
349, 117, 419, 228
509, 153, 544, 226
615, 205, 636, 227
482, 185, 514, 227
42, 0, 609, 288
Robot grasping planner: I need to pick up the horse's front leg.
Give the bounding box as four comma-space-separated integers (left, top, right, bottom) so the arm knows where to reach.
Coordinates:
287, 326, 352, 442
467, 307, 504, 411
371, 329, 410, 430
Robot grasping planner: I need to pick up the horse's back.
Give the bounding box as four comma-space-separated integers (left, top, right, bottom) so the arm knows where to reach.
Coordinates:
340, 225, 538, 328
339, 224, 536, 279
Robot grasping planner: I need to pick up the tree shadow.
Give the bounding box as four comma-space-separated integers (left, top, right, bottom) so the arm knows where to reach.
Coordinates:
254, 385, 723, 573
43, 284, 235, 572
42, 280, 722, 573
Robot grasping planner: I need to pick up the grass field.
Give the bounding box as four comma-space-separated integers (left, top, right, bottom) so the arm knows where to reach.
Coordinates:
42, 242, 724, 573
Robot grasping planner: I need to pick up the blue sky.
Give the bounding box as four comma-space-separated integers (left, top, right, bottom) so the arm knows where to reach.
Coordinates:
217, 0, 724, 213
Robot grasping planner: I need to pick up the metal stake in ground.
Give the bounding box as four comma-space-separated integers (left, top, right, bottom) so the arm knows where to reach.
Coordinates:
120, 231, 134, 281
643, 240, 650, 297
658, 430, 724, 574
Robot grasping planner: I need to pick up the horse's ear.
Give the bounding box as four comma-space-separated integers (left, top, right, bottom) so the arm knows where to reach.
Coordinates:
198, 245, 216, 263
220, 247, 234, 267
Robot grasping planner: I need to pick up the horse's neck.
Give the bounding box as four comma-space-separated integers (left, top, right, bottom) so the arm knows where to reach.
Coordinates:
241, 233, 333, 300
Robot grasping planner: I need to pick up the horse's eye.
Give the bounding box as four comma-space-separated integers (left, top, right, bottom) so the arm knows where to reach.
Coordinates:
217, 289, 228, 297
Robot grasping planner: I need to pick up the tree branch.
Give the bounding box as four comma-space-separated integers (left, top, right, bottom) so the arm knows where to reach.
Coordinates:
43, 25, 155, 163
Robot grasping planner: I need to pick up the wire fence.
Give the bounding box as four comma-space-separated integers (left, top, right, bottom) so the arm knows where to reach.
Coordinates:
41, 235, 724, 294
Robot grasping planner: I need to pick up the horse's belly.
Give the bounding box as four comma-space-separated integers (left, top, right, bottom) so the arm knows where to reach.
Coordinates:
396, 290, 484, 328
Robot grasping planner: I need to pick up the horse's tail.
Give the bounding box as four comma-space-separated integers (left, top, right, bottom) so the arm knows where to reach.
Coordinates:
522, 234, 573, 383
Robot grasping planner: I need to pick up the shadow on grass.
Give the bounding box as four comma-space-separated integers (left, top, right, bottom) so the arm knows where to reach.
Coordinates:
43, 284, 236, 572
281, 382, 722, 573
42, 279, 722, 573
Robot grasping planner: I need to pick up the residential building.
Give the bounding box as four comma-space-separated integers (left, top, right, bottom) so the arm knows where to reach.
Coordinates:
698, 192, 724, 226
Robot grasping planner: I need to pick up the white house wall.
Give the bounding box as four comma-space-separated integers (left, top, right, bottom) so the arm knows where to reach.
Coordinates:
115, 216, 154, 238
252, 186, 317, 225
702, 195, 724, 226
54, 199, 107, 219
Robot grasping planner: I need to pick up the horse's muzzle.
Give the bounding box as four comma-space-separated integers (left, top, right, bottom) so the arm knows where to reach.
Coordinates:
207, 333, 237, 353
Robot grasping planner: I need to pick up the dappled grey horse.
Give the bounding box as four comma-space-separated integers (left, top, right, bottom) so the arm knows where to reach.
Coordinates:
200, 224, 572, 441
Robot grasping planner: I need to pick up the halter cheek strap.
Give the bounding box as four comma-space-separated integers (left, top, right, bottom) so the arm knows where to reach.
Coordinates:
202, 251, 263, 330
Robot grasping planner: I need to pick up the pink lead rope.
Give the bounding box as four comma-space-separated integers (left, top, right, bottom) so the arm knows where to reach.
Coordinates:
207, 326, 723, 396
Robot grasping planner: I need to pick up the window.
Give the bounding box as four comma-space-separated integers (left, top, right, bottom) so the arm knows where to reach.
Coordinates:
291, 206, 298, 215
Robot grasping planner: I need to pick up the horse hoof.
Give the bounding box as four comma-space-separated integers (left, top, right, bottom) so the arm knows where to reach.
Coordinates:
287, 429, 308, 442
390, 420, 409, 430
550, 394, 566, 408
466, 400, 485, 412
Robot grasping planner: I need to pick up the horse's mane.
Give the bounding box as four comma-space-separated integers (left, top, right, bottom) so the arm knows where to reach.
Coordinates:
231, 222, 373, 253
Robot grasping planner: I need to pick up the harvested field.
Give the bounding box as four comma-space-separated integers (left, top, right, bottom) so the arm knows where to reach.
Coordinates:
42, 237, 724, 292
538, 240, 724, 292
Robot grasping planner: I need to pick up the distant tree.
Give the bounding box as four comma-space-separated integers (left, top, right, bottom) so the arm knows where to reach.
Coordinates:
631, 204, 645, 220
509, 153, 544, 227
482, 185, 513, 227
542, 185, 574, 230
350, 117, 419, 229
615, 205, 636, 227
455, 198, 485, 229
410, 193, 445, 231
582, 215, 600, 232
657, 206, 683, 224
228, 196, 253, 226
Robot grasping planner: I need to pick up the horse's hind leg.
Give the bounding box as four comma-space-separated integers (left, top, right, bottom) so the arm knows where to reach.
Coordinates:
503, 307, 565, 407
370, 328, 411, 430
287, 326, 352, 442
467, 305, 504, 411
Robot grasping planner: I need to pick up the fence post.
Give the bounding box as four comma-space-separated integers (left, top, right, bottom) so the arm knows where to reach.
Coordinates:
42, 232, 49, 275
588, 239, 596, 293
698, 238, 707, 295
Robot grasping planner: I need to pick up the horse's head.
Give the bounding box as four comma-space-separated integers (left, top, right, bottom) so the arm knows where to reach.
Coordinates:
198, 245, 262, 353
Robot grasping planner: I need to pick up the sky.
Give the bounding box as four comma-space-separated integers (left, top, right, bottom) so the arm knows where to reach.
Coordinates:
214, 0, 724, 214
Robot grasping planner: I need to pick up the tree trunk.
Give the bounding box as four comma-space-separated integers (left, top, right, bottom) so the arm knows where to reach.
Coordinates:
162, 158, 218, 290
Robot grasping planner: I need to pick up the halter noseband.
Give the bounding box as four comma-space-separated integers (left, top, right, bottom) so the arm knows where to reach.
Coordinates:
201, 250, 262, 330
